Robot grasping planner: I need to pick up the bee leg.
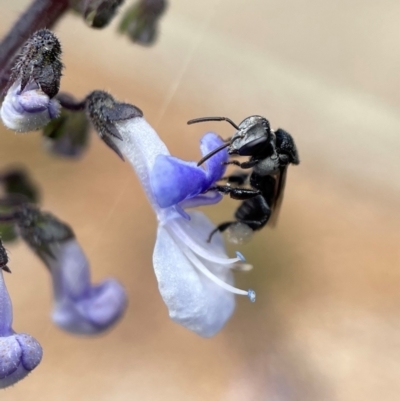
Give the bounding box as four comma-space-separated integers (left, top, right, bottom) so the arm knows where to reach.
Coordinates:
234, 195, 272, 231
209, 185, 260, 200
207, 222, 234, 243
222, 160, 259, 169
219, 172, 249, 186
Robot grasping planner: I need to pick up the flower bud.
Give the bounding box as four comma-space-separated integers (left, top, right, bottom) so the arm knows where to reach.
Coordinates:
82, 0, 124, 28
0, 30, 62, 132
119, 0, 167, 45
43, 109, 90, 158
0, 168, 40, 242
1, 168, 40, 204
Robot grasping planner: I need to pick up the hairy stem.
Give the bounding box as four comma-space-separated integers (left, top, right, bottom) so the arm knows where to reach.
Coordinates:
0, 0, 70, 93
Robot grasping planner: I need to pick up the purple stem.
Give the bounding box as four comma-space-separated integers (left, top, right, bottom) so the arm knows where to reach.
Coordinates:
0, 0, 70, 93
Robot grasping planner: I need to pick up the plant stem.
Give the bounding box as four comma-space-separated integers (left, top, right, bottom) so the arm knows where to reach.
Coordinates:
0, 0, 70, 93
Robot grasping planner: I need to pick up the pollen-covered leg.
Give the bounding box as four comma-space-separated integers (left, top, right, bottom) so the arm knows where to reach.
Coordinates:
207, 221, 255, 244
207, 221, 234, 243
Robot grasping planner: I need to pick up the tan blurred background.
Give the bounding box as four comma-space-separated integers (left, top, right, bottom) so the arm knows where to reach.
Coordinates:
1, 0, 400, 400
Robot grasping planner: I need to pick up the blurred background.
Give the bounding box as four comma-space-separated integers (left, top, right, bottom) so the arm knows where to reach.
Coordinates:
1, 0, 400, 400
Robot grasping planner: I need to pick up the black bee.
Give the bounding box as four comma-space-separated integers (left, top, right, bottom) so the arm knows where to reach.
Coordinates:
187, 115, 299, 242
0, 239, 11, 273
7, 29, 63, 98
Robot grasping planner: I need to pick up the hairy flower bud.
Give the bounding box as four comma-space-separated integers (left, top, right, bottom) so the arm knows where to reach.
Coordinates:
0, 168, 39, 204
119, 0, 167, 45
43, 108, 90, 158
8, 29, 63, 99
0, 30, 62, 132
82, 0, 125, 28
0, 168, 40, 242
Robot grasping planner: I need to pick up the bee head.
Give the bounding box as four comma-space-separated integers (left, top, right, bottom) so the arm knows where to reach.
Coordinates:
229, 115, 271, 156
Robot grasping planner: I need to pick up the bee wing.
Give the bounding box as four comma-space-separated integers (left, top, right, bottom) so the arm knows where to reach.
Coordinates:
268, 166, 288, 227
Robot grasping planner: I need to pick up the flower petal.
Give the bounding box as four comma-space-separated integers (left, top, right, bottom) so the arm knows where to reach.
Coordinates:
46, 240, 127, 335
150, 133, 228, 209
171, 210, 227, 258
200, 132, 228, 184
114, 118, 170, 214
0, 334, 42, 388
0, 81, 60, 132
153, 212, 235, 337
0, 271, 43, 389
19, 90, 49, 113
151, 155, 208, 208
179, 191, 223, 209
0, 271, 13, 337
52, 279, 127, 335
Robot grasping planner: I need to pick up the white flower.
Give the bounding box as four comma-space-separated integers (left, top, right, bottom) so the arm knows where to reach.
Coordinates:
86, 92, 255, 337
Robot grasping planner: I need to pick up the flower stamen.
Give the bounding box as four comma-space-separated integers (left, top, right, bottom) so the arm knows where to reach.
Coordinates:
181, 242, 251, 297
171, 231, 256, 301
169, 219, 242, 265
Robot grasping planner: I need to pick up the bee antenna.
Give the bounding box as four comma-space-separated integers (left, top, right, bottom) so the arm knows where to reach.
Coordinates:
187, 116, 240, 130
197, 142, 230, 166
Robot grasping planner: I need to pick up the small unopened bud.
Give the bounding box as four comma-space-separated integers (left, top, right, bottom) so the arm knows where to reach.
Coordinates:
1, 168, 40, 204
15, 205, 74, 260
0, 30, 62, 132
82, 0, 125, 28
119, 0, 167, 45
0, 168, 40, 242
8, 29, 63, 99
43, 109, 90, 158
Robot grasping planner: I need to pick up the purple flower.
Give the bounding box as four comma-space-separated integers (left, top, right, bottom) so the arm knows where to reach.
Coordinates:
39, 239, 127, 335
150, 133, 227, 209
0, 80, 60, 133
85, 91, 255, 338
15, 206, 127, 335
0, 270, 43, 389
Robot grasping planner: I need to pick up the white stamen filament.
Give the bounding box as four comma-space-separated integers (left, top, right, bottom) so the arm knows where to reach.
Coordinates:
169, 229, 254, 300
169, 219, 242, 266
181, 241, 250, 297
